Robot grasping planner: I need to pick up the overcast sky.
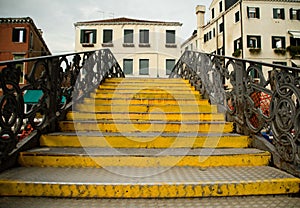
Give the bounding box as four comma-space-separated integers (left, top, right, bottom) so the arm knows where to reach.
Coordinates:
0, 0, 211, 54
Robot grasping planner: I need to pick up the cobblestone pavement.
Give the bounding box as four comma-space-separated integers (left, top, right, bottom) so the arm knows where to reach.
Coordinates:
0, 196, 299, 208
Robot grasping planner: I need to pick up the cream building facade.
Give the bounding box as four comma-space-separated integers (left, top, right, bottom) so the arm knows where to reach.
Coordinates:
74, 17, 182, 78
193, 0, 300, 70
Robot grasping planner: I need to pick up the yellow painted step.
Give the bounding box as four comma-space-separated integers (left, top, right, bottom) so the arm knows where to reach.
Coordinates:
58, 121, 233, 133
83, 98, 210, 105
75, 104, 217, 113
66, 112, 225, 121
90, 93, 202, 99
40, 133, 250, 148
98, 85, 195, 90
104, 78, 189, 83
18, 148, 270, 168
1, 166, 299, 198
95, 89, 200, 95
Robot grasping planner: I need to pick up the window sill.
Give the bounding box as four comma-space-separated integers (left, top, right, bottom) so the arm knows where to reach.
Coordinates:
139, 43, 150, 48
102, 43, 114, 47
123, 43, 135, 47
165, 44, 177, 48
82, 43, 94, 47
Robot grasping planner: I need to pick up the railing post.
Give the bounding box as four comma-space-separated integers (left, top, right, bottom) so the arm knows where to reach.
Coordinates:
46, 57, 59, 132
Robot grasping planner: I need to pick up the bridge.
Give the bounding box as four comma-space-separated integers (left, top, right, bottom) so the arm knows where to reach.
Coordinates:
0, 49, 299, 206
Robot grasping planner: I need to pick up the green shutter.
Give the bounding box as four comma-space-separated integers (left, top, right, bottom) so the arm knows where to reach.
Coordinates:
257, 36, 261, 48
256, 8, 260, 18
80, 30, 84, 43
92, 30, 97, 43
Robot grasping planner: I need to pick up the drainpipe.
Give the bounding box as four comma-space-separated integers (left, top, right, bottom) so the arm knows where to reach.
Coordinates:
240, 0, 244, 59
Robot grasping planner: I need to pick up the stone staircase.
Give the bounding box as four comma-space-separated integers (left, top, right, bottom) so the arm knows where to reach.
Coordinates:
0, 78, 299, 199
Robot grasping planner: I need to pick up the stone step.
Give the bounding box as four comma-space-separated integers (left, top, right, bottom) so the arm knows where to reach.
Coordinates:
58, 120, 233, 133
66, 112, 225, 121
40, 132, 250, 148
18, 147, 270, 168
82, 98, 210, 105
0, 166, 298, 198
74, 104, 217, 113
90, 92, 202, 99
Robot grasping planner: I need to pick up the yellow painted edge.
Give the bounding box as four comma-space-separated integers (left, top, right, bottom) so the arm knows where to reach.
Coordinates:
18, 152, 270, 168
66, 112, 225, 121
0, 178, 299, 198
40, 135, 250, 148
59, 122, 233, 133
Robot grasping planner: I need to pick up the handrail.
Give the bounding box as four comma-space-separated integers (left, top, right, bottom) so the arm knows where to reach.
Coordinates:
0, 49, 124, 163
170, 50, 300, 175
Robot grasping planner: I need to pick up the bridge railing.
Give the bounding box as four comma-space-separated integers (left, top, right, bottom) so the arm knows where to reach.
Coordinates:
170, 50, 300, 176
0, 49, 124, 164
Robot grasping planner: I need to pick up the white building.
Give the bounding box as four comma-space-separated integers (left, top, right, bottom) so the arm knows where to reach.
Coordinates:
193, 0, 300, 69
74, 17, 182, 78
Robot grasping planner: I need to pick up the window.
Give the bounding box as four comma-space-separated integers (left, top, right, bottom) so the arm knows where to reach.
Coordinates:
80, 29, 96, 44
103, 29, 113, 45
235, 11, 240, 22
212, 8, 215, 19
219, 23, 224, 33
213, 28, 216, 37
139, 30, 149, 46
217, 47, 224, 55
208, 31, 212, 40
139, 59, 149, 75
247, 35, 261, 48
166, 30, 176, 45
12, 28, 26, 42
249, 64, 262, 78
166, 59, 175, 75
290, 8, 300, 20
13, 55, 25, 83
219, 1, 223, 12
234, 38, 242, 51
273, 8, 285, 20
124, 29, 134, 44
247, 7, 260, 18
273, 61, 287, 66
123, 59, 133, 75
272, 36, 286, 49
290, 37, 300, 46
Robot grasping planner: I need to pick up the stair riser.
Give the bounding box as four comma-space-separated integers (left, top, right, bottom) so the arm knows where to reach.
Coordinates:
104, 78, 189, 83
98, 85, 195, 90
19, 154, 270, 168
40, 135, 250, 148
59, 122, 233, 133
75, 105, 217, 113
1, 179, 298, 198
83, 99, 209, 105
66, 113, 225, 121
95, 90, 199, 95
90, 93, 202, 99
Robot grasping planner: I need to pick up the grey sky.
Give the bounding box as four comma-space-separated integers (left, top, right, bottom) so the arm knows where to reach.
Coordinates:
0, 0, 211, 54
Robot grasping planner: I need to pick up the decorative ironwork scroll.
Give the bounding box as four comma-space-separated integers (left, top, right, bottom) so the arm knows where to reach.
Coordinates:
170, 50, 300, 174
0, 49, 124, 162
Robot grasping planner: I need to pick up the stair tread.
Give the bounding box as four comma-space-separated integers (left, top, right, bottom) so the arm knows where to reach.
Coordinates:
22, 147, 267, 156
44, 132, 245, 137
60, 120, 230, 124
0, 166, 297, 183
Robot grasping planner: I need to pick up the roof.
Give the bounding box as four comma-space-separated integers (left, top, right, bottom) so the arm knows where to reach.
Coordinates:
0, 17, 51, 54
75, 17, 182, 26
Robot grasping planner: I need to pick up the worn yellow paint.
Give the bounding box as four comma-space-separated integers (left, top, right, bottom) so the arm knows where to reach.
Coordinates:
1, 178, 299, 198
104, 78, 189, 83
18, 152, 270, 168
59, 121, 233, 133
96, 88, 200, 94
75, 104, 217, 113
40, 135, 250, 148
98, 85, 196, 91
66, 112, 225, 121
90, 92, 202, 99
83, 98, 209, 105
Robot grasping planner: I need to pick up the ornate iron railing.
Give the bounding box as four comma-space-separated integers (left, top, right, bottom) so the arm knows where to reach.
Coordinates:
170, 50, 300, 175
0, 49, 124, 163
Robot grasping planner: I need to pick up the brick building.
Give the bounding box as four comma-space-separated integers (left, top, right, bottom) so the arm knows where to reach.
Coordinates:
0, 17, 51, 84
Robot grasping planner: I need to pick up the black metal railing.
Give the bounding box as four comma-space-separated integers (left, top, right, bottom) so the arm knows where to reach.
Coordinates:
0, 49, 124, 163
170, 50, 300, 175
